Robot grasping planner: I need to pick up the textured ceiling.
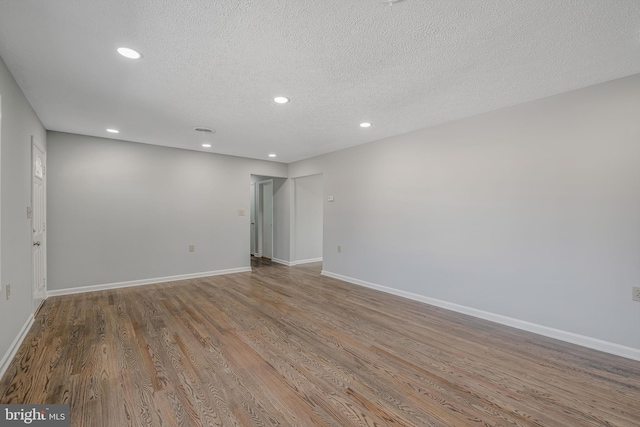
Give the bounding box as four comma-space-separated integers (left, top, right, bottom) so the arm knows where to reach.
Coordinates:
0, 0, 639, 163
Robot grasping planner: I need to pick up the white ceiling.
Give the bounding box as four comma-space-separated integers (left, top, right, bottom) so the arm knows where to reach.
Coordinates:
0, 0, 639, 163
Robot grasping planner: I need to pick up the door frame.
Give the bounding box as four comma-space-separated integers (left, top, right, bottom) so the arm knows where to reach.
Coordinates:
250, 183, 257, 256
256, 179, 273, 259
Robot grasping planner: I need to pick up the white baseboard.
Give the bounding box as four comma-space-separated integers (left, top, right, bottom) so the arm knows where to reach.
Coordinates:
47, 267, 252, 297
272, 257, 323, 267
0, 314, 35, 380
293, 257, 323, 266
321, 270, 640, 362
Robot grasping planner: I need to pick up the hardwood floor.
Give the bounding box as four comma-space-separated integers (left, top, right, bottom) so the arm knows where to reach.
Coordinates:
1, 260, 639, 426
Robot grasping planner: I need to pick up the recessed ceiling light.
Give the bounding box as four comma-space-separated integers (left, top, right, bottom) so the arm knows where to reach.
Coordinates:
273, 97, 289, 104
268, 154, 277, 158
106, 128, 119, 133
360, 122, 372, 128
202, 143, 212, 148
117, 47, 142, 59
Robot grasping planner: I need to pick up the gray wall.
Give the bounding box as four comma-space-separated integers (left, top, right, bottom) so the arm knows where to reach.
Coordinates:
47, 132, 287, 290
294, 174, 323, 262
2, 53, 638, 369
290, 74, 640, 349
0, 56, 46, 363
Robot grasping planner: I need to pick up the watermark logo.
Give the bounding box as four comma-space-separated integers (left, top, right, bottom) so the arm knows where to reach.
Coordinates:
0, 405, 69, 426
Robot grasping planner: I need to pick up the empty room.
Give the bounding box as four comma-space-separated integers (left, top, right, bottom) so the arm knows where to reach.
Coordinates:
1, 1, 639, 426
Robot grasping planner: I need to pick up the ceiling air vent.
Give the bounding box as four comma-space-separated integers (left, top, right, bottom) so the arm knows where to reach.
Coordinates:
194, 127, 216, 134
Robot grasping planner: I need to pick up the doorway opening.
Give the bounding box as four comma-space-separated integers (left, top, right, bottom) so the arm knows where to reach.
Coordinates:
251, 174, 287, 263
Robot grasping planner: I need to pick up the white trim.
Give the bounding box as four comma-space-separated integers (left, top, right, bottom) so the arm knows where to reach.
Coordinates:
256, 179, 274, 259
255, 179, 274, 185
47, 267, 252, 297
321, 270, 640, 362
0, 315, 35, 380
272, 257, 323, 267
250, 183, 256, 257
293, 257, 323, 266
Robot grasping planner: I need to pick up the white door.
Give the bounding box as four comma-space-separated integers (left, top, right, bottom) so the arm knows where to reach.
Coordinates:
32, 141, 47, 313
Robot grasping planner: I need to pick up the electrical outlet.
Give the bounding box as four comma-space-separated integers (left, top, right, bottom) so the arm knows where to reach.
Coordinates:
189, 244, 195, 253
5, 284, 10, 300
337, 245, 341, 253
633, 286, 640, 302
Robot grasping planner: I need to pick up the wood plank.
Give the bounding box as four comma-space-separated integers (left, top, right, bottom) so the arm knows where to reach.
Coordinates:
1, 259, 639, 426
